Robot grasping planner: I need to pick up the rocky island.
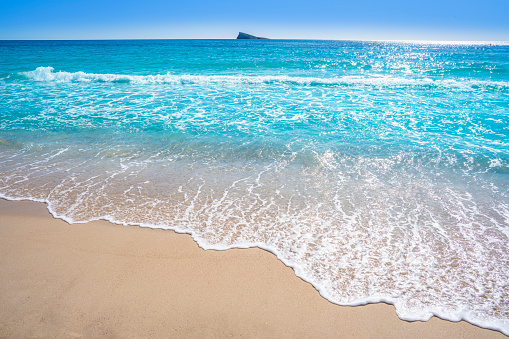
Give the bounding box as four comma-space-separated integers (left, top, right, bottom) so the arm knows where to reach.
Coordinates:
236, 32, 268, 39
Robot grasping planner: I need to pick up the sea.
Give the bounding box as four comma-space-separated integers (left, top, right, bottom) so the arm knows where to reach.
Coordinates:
1, 39, 508, 334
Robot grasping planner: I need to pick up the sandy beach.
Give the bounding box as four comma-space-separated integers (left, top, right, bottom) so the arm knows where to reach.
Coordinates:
0, 198, 505, 338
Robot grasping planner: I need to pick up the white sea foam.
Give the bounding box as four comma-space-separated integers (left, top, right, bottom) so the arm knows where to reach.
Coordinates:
20, 67, 509, 90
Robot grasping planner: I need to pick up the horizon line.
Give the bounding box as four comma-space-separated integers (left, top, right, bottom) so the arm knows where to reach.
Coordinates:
1, 38, 508, 44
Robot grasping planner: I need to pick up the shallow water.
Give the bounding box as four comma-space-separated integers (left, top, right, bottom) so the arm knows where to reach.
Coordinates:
1, 39, 509, 334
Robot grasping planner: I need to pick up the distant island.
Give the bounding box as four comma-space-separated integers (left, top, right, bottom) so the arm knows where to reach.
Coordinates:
236, 32, 268, 39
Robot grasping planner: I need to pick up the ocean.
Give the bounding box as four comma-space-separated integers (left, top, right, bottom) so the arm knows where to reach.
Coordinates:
1, 39, 508, 334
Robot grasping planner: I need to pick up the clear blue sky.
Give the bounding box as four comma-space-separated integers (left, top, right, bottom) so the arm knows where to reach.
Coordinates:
1, 0, 508, 40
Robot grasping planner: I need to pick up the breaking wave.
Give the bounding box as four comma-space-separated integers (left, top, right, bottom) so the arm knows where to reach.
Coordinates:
9, 67, 509, 91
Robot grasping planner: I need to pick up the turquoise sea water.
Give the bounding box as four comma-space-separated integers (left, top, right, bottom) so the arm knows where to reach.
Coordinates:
1, 39, 509, 334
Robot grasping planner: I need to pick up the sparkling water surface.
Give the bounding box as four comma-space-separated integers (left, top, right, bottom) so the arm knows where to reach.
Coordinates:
1, 39, 509, 334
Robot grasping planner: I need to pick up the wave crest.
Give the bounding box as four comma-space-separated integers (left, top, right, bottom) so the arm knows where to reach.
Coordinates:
17, 67, 509, 90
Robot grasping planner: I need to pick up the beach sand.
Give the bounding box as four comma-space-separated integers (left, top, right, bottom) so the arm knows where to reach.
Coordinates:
0, 198, 505, 338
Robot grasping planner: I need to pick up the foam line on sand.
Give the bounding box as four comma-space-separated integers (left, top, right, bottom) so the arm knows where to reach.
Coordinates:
0, 199, 505, 338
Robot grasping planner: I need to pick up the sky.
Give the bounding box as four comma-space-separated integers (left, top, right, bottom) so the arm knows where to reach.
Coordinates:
1, 0, 508, 41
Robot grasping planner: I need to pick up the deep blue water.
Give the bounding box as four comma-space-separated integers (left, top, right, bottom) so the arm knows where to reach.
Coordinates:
1, 39, 509, 334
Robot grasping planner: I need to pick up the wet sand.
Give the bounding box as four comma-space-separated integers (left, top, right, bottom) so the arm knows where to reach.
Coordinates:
0, 199, 505, 338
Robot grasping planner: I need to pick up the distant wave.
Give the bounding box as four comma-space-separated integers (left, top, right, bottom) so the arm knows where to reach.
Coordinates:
11, 67, 509, 91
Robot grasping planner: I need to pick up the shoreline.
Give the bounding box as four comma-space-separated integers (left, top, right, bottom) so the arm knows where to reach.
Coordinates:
0, 198, 505, 338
